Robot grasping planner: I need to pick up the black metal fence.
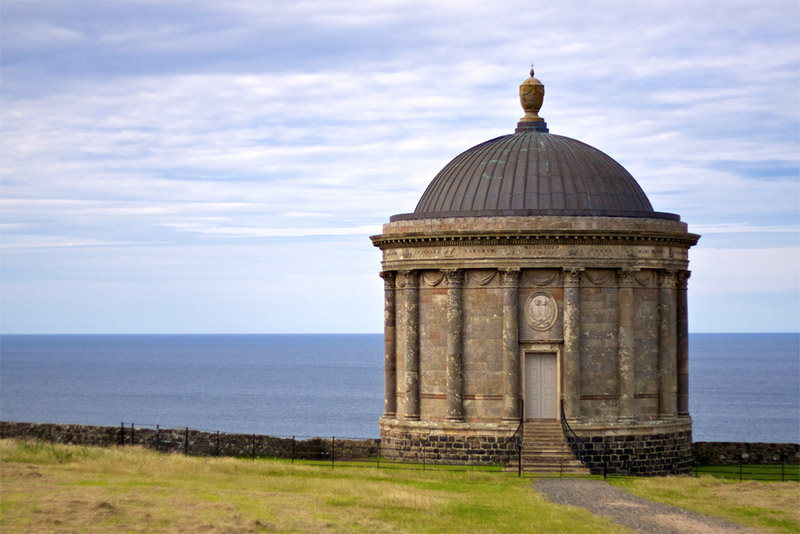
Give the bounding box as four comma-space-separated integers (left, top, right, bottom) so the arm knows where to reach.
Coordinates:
4, 421, 798, 480
115, 421, 513, 473
693, 463, 799, 482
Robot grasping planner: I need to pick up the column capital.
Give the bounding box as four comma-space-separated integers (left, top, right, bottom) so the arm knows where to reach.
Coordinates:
617, 267, 640, 287
500, 268, 521, 286
657, 269, 677, 289
442, 269, 465, 287
380, 270, 396, 290
676, 270, 691, 290
398, 270, 419, 289
562, 267, 584, 287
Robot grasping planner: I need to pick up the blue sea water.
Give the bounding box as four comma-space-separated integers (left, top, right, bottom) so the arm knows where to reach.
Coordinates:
0, 333, 797, 442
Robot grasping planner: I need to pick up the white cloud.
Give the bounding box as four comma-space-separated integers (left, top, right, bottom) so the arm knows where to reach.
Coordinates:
1, 0, 798, 332
690, 247, 800, 296
162, 222, 381, 238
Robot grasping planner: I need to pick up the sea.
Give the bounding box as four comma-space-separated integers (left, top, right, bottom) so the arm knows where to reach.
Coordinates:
0, 333, 798, 443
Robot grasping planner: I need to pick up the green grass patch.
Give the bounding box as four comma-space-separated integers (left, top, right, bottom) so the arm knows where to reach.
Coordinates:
610, 476, 800, 534
693, 464, 800, 482
1, 439, 630, 533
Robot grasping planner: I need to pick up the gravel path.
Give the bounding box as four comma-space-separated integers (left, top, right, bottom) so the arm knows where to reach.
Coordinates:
535, 479, 761, 534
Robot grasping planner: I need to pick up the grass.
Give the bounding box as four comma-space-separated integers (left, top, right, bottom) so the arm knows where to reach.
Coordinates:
692, 464, 800, 482
610, 475, 800, 534
1, 439, 631, 533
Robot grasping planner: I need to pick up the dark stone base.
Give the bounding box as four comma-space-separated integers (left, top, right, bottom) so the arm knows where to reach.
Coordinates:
382, 418, 695, 475
379, 419, 518, 465
569, 421, 693, 476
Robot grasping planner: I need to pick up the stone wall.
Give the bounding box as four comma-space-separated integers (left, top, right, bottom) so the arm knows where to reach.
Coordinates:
692, 442, 800, 466
0, 422, 378, 461
379, 419, 519, 465
570, 428, 693, 476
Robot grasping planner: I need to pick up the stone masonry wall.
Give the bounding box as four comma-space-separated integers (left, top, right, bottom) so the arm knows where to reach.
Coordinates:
379, 424, 518, 465
0, 422, 378, 461
569, 429, 693, 476
692, 442, 800, 466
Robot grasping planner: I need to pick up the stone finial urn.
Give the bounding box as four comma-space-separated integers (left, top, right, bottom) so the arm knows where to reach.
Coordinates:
519, 68, 545, 122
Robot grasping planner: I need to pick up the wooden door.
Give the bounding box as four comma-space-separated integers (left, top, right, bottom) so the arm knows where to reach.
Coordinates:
525, 353, 557, 419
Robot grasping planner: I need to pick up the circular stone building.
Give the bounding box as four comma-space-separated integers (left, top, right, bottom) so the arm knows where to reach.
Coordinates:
371, 70, 700, 475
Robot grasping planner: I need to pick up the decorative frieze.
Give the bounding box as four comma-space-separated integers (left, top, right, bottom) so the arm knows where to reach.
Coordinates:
421, 271, 445, 286
524, 269, 559, 287
378, 240, 693, 266
583, 269, 614, 286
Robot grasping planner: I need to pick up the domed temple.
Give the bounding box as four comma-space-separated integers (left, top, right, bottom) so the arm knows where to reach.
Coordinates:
371, 70, 700, 475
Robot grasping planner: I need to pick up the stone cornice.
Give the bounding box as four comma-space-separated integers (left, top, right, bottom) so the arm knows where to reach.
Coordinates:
371, 230, 700, 250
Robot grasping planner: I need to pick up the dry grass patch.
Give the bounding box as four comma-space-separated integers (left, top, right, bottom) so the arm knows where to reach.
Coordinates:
610, 475, 800, 534
0, 439, 631, 533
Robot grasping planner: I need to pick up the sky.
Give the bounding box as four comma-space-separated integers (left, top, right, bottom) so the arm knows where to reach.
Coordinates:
1, 0, 798, 334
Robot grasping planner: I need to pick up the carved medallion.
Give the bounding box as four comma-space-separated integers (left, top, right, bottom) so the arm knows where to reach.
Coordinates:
524, 291, 558, 331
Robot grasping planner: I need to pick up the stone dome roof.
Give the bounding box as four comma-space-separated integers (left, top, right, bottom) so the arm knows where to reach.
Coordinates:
391, 70, 678, 222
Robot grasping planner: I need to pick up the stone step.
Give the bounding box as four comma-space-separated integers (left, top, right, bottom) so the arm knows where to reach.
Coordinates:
508, 454, 587, 462
509, 420, 590, 475
522, 448, 575, 455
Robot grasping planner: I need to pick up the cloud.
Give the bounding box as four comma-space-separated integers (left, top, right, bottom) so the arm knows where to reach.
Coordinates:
690, 247, 800, 296
1, 0, 798, 332
162, 222, 381, 239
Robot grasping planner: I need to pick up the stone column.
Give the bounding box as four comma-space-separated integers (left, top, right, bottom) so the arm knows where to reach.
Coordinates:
676, 270, 691, 417
617, 268, 637, 421
563, 268, 583, 420
380, 271, 397, 418
501, 269, 521, 421
658, 270, 678, 419
444, 269, 465, 422
402, 270, 420, 420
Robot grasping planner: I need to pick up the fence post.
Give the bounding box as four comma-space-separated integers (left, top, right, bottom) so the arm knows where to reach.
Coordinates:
377, 441, 381, 470
603, 441, 608, 479
739, 462, 743, 481
131, 423, 135, 445
518, 438, 522, 478
184, 427, 189, 455
252, 434, 256, 461
120, 422, 124, 446
156, 425, 160, 452
781, 462, 785, 482
216, 431, 220, 457
331, 436, 335, 469
291, 436, 295, 464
